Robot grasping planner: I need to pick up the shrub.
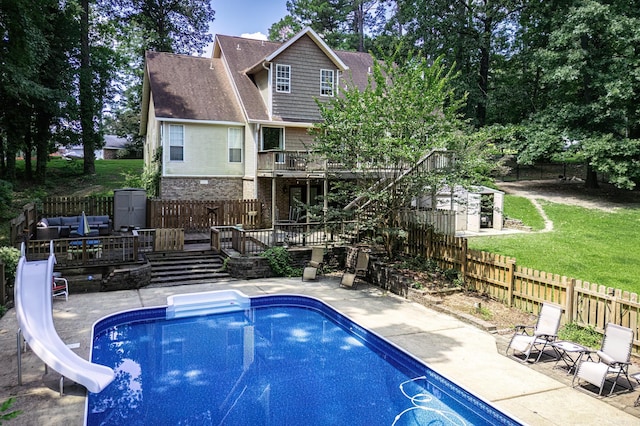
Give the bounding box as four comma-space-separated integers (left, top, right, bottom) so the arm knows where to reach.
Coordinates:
261, 246, 301, 277
0, 246, 20, 285
558, 323, 602, 349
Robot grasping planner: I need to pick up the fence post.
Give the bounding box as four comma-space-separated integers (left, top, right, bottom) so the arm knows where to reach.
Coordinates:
565, 277, 575, 323
506, 258, 516, 307
460, 238, 468, 283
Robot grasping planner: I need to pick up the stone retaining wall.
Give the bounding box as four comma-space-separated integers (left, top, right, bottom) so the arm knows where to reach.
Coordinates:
160, 177, 243, 200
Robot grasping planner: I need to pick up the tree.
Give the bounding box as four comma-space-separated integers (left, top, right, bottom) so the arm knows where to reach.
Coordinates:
313, 54, 492, 256
394, 0, 526, 127
525, 0, 640, 189
271, 0, 386, 51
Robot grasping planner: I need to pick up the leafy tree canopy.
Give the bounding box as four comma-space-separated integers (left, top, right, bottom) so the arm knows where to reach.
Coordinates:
313, 53, 495, 255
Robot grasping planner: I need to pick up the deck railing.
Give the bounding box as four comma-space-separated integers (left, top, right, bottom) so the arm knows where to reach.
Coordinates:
24, 236, 139, 267
213, 220, 356, 255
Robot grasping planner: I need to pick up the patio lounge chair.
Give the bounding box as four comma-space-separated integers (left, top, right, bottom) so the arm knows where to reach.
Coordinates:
307, 247, 324, 272
573, 323, 634, 396
340, 249, 370, 289
302, 247, 325, 282
506, 302, 562, 363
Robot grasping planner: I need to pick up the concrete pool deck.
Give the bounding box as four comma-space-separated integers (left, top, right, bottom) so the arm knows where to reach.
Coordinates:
1, 276, 639, 425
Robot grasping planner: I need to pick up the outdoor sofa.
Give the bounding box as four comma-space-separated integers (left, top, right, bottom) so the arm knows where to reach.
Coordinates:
36, 215, 112, 239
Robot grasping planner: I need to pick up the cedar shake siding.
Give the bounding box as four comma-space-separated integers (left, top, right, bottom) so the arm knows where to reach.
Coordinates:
271, 35, 337, 122
284, 127, 315, 151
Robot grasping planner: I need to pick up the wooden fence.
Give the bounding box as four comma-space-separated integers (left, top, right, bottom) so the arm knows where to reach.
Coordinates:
404, 226, 640, 354
41, 196, 114, 217
147, 199, 263, 232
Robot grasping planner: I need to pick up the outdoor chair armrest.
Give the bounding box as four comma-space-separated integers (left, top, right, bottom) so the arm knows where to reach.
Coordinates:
513, 325, 534, 334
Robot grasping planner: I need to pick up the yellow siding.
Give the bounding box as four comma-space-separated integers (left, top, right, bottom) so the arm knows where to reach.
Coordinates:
145, 93, 160, 169
163, 122, 244, 177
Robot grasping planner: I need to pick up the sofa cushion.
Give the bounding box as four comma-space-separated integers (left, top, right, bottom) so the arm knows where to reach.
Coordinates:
48, 217, 62, 227
62, 216, 79, 226
89, 215, 110, 224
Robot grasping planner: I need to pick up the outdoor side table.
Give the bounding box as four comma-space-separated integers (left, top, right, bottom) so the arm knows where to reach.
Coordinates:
632, 372, 640, 407
552, 340, 594, 375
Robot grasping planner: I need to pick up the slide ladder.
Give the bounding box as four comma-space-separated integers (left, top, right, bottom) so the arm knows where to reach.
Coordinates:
15, 242, 114, 394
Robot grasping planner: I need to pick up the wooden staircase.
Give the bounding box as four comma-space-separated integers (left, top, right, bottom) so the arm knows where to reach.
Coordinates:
146, 250, 229, 288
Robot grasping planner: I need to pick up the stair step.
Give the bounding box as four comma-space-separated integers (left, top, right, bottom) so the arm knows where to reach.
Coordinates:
146, 250, 229, 289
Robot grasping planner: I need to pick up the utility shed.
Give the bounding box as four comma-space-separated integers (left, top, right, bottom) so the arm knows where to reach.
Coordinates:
412, 186, 504, 233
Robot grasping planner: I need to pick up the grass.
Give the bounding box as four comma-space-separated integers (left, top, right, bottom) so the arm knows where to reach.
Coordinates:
469, 198, 640, 294
14, 157, 144, 197
503, 194, 546, 231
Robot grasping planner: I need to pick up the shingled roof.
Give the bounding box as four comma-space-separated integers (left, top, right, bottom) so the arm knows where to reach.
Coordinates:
144, 51, 244, 123
214, 31, 375, 123
143, 30, 375, 126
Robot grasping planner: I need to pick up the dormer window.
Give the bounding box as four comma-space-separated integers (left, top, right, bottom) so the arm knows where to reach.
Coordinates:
276, 64, 291, 93
320, 69, 334, 97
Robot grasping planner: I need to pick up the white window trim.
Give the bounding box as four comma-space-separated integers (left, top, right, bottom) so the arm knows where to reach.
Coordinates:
228, 128, 243, 163
261, 126, 285, 164
168, 124, 184, 162
276, 64, 291, 93
320, 69, 334, 97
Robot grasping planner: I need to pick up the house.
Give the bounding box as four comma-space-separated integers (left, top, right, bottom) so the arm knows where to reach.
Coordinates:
140, 27, 374, 224
57, 135, 128, 160
102, 135, 128, 159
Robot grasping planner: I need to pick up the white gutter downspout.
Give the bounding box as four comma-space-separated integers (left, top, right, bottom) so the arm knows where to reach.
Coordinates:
254, 123, 260, 199
262, 61, 272, 120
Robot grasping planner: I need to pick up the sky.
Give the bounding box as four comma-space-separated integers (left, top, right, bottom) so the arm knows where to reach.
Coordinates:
209, 1, 289, 40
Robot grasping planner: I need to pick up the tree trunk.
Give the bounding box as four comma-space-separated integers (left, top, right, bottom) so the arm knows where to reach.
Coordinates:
23, 123, 33, 181
79, 0, 96, 175
585, 163, 598, 189
34, 111, 51, 184
476, 19, 492, 127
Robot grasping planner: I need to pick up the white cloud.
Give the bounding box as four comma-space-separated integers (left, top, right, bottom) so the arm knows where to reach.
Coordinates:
241, 32, 268, 41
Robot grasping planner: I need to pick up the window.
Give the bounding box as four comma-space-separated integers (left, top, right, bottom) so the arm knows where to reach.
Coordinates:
320, 69, 334, 96
276, 64, 291, 93
228, 128, 243, 163
262, 127, 284, 163
169, 124, 184, 161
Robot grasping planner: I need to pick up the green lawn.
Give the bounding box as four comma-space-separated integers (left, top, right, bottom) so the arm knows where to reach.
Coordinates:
502, 194, 546, 231
469, 199, 640, 294
27, 157, 144, 196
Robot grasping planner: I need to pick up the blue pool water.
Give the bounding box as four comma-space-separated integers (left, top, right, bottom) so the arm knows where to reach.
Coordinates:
86, 294, 522, 425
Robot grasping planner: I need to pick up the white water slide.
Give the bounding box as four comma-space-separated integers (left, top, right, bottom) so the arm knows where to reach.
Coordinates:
15, 243, 114, 393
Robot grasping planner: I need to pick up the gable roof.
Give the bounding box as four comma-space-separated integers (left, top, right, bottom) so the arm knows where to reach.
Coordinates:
264, 27, 348, 71
143, 51, 244, 123
142, 29, 376, 127
214, 32, 374, 123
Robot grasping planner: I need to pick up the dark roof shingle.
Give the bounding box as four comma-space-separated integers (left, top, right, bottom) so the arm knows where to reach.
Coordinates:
145, 51, 244, 123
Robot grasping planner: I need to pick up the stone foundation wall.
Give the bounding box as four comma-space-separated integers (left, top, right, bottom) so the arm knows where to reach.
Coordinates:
368, 260, 411, 298
227, 247, 345, 279
227, 256, 273, 279
160, 177, 243, 200
101, 262, 152, 291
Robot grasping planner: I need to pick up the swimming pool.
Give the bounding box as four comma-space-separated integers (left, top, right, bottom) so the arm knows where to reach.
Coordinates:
86, 291, 522, 425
